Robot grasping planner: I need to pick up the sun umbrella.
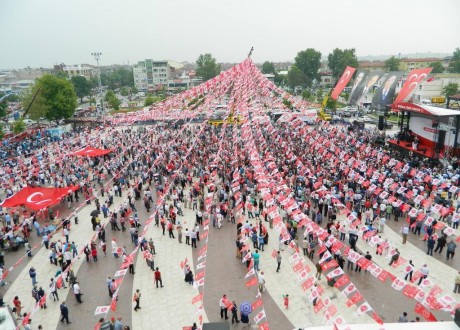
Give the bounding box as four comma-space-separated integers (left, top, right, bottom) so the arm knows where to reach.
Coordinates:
90, 209, 100, 217
240, 301, 252, 315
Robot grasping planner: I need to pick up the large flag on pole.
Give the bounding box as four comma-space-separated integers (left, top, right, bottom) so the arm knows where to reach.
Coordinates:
393, 68, 432, 104
331, 66, 356, 100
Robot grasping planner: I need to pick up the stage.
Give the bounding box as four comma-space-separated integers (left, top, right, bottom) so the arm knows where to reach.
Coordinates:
388, 139, 438, 159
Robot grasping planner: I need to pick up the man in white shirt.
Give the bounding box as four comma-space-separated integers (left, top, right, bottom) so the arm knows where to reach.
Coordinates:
72, 281, 83, 303
418, 264, 429, 285
401, 225, 409, 244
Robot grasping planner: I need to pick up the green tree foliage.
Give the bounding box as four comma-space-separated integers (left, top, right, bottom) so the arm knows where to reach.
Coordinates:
301, 90, 312, 100
13, 119, 26, 133
449, 48, 460, 73
0, 123, 4, 139
325, 97, 337, 110
316, 89, 324, 102
101, 68, 134, 90
21, 88, 49, 121
287, 65, 307, 89
105, 90, 115, 102
89, 97, 96, 105
442, 82, 459, 98
144, 95, 165, 107
70, 76, 91, 103
196, 53, 221, 81
107, 96, 121, 110
327, 48, 359, 80
0, 101, 6, 117
295, 48, 321, 82
120, 87, 130, 97
261, 61, 276, 74
384, 56, 401, 72
23, 75, 77, 123
274, 74, 287, 87
429, 62, 444, 74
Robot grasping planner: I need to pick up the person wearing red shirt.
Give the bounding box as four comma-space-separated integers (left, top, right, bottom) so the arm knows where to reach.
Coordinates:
154, 268, 163, 288
13, 296, 23, 316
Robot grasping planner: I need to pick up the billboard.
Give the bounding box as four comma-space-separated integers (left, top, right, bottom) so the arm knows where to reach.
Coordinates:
371, 72, 403, 111
348, 71, 384, 106
347, 71, 368, 105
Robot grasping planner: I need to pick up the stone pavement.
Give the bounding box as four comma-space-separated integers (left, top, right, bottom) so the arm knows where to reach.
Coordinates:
3, 191, 128, 329
132, 200, 209, 329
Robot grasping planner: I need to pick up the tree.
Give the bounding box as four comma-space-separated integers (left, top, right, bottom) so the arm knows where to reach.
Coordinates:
196, 53, 221, 81
0, 101, 6, 117
70, 76, 91, 103
101, 68, 134, 90
0, 123, 4, 139
442, 82, 459, 98
327, 48, 359, 80
107, 96, 121, 110
22, 75, 76, 123
144, 95, 164, 107
287, 65, 307, 89
294, 48, 321, 82
429, 62, 444, 74
261, 61, 276, 74
449, 48, 460, 73
13, 119, 26, 134
105, 90, 115, 102
301, 90, 312, 100
384, 56, 401, 71
120, 87, 130, 97
89, 97, 96, 105
21, 88, 49, 122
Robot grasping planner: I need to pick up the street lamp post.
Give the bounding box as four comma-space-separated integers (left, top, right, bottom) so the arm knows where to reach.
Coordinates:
91, 52, 104, 114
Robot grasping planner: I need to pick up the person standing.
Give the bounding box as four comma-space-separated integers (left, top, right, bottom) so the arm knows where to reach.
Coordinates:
276, 251, 282, 272
154, 268, 163, 288
426, 236, 435, 256
50, 278, 59, 301
454, 271, 460, 293
315, 262, 322, 280
257, 271, 266, 294
29, 267, 37, 286
60, 301, 71, 324
398, 312, 408, 322
219, 295, 229, 320
401, 225, 409, 244
13, 296, 23, 317
231, 301, 240, 324
72, 281, 83, 303
190, 230, 197, 248
252, 250, 260, 271
133, 289, 141, 311
404, 260, 415, 282
177, 223, 183, 243
434, 235, 447, 254
417, 264, 429, 285
447, 240, 457, 260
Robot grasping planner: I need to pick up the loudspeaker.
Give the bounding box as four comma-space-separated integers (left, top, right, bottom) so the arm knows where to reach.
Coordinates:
454, 307, 460, 327
436, 130, 446, 152
378, 116, 384, 130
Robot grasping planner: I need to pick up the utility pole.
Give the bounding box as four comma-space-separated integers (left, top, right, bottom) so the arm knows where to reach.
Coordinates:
91, 52, 104, 113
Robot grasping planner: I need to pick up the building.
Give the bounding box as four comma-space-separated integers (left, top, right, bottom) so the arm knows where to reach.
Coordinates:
358, 61, 386, 72
62, 64, 95, 79
399, 57, 442, 71
411, 74, 460, 103
133, 59, 183, 92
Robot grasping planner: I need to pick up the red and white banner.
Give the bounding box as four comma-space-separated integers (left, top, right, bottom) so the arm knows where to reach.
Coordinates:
331, 66, 356, 100
393, 68, 432, 104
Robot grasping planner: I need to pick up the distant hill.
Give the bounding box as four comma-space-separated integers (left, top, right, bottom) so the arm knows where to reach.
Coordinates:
357, 52, 451, 61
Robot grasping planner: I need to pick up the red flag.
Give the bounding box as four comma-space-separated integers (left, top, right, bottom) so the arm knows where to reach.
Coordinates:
246, 277, 258, 287
394, 68, 433, 103
192, 293, 203, 304
259, 322, 270, 330
426, 76, 435, 82
110, 297, 117, 312
333, 274, 350, 288
345, 291, 363, 307
331, 66, 357, 100
313, 299, 324, 313
414, 302, 437, 321
252, 298, 263, 311
94, 323, 102, 330
271, 249, 278, 258
301, 277, 315, 291
372, 311, 384, 325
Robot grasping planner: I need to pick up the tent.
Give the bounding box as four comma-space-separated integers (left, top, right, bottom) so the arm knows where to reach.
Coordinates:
72, 146, 113, 157
1, 186, 79, 210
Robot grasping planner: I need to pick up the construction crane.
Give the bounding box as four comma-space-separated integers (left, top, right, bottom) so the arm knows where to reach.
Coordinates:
318, 93, 332, 121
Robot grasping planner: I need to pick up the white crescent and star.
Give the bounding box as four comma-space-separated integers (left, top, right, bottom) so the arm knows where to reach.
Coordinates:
26, 192, 52, 205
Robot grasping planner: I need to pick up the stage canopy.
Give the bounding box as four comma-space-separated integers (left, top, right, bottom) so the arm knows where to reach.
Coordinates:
72, 146, 113, 157
1, 186, 79, 210
393, 102, 460, 117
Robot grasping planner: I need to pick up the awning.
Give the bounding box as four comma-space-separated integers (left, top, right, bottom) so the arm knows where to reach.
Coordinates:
72, 146, 113, 157
392, 102, 460, 117
1, 186, 79, 210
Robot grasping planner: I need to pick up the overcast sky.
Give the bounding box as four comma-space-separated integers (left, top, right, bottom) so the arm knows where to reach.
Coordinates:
1, 0, 459, 69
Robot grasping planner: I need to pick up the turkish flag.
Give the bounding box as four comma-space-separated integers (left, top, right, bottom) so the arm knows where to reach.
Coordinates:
394, 68, 433, 103
346, 291, 363, 307
331, 66, 356, 100
334, 274, 350, 288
